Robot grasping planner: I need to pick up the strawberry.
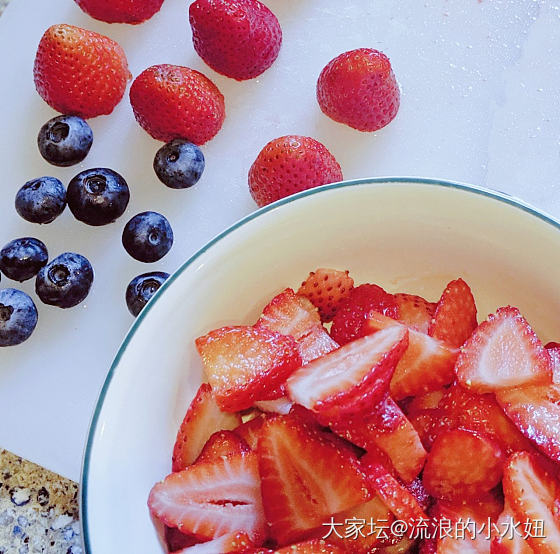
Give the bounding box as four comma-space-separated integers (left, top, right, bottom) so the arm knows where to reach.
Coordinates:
233, 414, 268, 450
189, 0, 282, 81
194, 430, 250, 464
297, 268, 354, 322
195, 325, 301, 412
377, 538, 417, 553
257, 414, 370, 545
254, 396, 293, 415
545, 341, 560, 383
491, 502, 533, 554
297, 326, 339, 365
316, 48, 400, 132
455, 306, 553, 392
330, 284, 398, 345
172, 384, 242, 472
33, 24, 130, 118
286, 326, 408, 420
502, 451, 560, 554
74, 0, 164, 23
174, 531, 253, 553
165, 526, 199, 551
274, 539, 349, 553
394, 293, 436, 334
129, 64, 225, 144
405, 389, 446, 415
423, 429, 504, 501
148, 451, 266, 542
248, 135, 343, 207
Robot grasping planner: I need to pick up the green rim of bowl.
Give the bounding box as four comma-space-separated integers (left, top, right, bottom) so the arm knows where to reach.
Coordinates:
80, 177, 560, 553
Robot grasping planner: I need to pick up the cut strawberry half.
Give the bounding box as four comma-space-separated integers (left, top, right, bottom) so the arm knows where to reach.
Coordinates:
196, 325, 302, 411
165, 525, 200, 551
254, 396, 294, 415
172, 384, 242, 472
455, 306, 552, 392
287, 326, 408, 420
257, 414, 370, 545
297, 325, 339, 365
174, 531, 253, 553
428, 278, 477, 348
233, 415, 268, 450
194, 430, 250, 464
491, 501, 533, 554
394, 292, 436, 334
148, 451, 266, 543
405, 389, 446, 415
545, 341, 560, 383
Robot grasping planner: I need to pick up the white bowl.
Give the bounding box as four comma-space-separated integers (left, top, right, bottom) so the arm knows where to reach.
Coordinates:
80, 178, 560, 554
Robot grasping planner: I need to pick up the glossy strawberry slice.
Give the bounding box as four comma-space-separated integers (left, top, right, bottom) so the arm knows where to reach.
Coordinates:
491, 501, 533, 554
455, 306, 552, 392
196, 326, 301, 411
254, 396, 294, 415
233, 414, 268, 450
165, 525, 199, 551
148, 451, 266, 542
172, 384, 242, 471
394, 292, 436, 334
545, 341, 560, 383
297, 325, 339, 365
175, 531, 253, 553
194, 430, 250, 464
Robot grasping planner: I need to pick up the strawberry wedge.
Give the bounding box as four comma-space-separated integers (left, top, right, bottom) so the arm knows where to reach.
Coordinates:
394, 292, 436, 334
194, 430, 250, 465
491, 502, 533, 554
175, 532, 253, 553
545, 341, 560, 383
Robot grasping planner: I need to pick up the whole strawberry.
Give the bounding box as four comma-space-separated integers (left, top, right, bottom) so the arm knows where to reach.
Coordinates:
248, 135, 343, 207
33, 24, 130, 119
317, 48, 400, 132
74, 0, 165, 24
189, 0, 282, 81
129, 64, 225, 144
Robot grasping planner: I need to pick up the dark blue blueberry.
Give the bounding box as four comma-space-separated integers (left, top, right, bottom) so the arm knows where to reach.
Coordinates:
37, 115, 93, 167
153, 139, 205, 189
15, 177, 66, 224
0, 238, 48, 282
67, 168, 130, 226
125, 271, 169, 317
122, 211, 173, 263
0, 289, 38, 347
35, 252, 93, 309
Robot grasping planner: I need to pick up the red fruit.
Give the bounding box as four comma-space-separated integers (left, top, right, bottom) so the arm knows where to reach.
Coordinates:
148, 451, 266, 542
194, 430, 250, 464
331, 284, 399, 345
174, 531, 254, 553
274, 539, 348, 553
172, 384, 242, 472
189, 0, 282, 81
297, 268, 354, 322
257, 415, 370, 545
74, 0, 164, 23
545, 341, 560, 383
254, 396, 293, 415
297, 326, 339, 365
129, 64, 225, 144
405, 389, 446, 415
233, 414, 268, 450
393, 293, 436, 334
455, 306, 553, 392
248, 135, 343, 208
491, 502, 533, 554
165, 526, 199, 551
195, 325, 301, 412
377, 538, 418, 553
317, 48, 400, 132
33, 24, 130, 118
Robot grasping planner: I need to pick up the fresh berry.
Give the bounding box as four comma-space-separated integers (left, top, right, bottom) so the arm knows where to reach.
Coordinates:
274, 539, 348, 553
153, 139, 205, 189
125, 271, 169, 317
122, 211, 173, 263
33, 24, 130, 118
0, 289, 38, 347
164, 526, 199, 552
455, 306, 552, 392
37, 115, 93, 167
194, 430, 250, 465
15, 177, 66, 224
172, 383, 242, 472
492, 502, 533, 554
74, 0, 164, 24
405, 389, 446, 415
173, 531, 254, 553
317, 48, 400, 132
67, 168, 130, 226
189, 0, 282, 81
130, 64, 225, 144
35, 252, 93, 308
0, 238, 48, 282
254, 395, 293, 415
297, 325, 339, 365
248, 135, 343, 208
233, 414, 268, 450
545, 341, 560, 383
195, 326, 301, 411
393, 293, 436, 334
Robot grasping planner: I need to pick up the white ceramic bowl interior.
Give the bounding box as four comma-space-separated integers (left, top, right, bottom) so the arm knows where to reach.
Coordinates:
81, 178, 560, 554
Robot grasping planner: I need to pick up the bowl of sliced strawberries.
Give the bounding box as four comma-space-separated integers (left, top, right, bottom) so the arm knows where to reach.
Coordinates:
81, 177, 560, 554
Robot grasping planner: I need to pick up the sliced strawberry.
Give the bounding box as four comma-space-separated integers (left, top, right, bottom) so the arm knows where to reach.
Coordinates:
428, 278, 477, 348
377, 537, 417, 553
455, 306, 552, 392
491, 501, 533, 554
394, 292, 436, 334
405, 478, 432, 513
233, 415, 268, 450
254, 396, 294, 415
196, 326, 302, 411
418, 538, 438, 553
503, 451, 560, 554
172, 384, 242, 471
174, 531, 253, 553
257, 414, 370, 545
297, 325, 339, 365
194, 430, 250, 464
364, 312, 458, 400
408, 409, 441, 451
165, 525, 200, 551
274, 539, 349, 553
545, 341, 560, 383
148, 451, 266, 543
297, 268, 354, 322
405, 389, 446, 415
287, 326, 408, 420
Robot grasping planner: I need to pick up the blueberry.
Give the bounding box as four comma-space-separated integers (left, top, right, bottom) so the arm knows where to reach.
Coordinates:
122, 212, 173, 263
67, 168, 130, 226
153, 139, 205, 189
0, 289, 38, 347
35, 252, 93, 308
15, 177, 66, 224
37, 115, 93, 167
0, 238, 48, 282
125, 271, 169, 317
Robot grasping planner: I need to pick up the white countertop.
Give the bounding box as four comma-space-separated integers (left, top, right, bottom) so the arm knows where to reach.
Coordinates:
0, 0, 559, 482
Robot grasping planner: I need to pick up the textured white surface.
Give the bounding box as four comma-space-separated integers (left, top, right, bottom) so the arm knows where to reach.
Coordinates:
0, 0, 559, 481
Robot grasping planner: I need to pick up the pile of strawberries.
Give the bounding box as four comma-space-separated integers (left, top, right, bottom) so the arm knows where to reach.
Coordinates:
148, 269, 560, 553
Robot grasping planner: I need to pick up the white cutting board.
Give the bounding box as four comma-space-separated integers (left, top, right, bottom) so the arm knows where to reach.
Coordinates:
0, 0, 559, 481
